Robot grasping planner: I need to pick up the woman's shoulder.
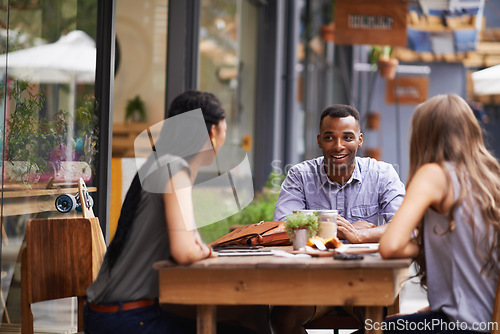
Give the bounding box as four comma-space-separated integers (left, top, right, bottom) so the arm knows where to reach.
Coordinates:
413, 163, 455, 213
137, 155, 191, 194
418, 162, 444, 173
410, 163, 449, 197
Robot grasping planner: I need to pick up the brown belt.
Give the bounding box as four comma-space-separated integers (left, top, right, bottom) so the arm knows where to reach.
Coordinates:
88, 299, 155, 313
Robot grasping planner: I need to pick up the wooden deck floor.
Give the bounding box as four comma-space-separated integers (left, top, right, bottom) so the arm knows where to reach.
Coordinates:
0, 323, 78, 333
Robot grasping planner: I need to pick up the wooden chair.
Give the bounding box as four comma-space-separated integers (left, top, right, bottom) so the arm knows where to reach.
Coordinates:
305, 295, 400, 333
307, 278, 500, 334
21, 179, 106, 334
306, 314, 359, 334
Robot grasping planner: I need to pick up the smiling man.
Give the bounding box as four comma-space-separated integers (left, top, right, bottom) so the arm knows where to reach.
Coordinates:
270, 104, 406, 334
273, 104, 405, 244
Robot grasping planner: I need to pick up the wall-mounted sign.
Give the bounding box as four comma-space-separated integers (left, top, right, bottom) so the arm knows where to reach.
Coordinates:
386, 76, 429, 104
334, 0, 409, 46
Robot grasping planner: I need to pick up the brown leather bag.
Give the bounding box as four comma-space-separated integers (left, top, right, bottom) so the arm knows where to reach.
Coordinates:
209, 221, 292, 248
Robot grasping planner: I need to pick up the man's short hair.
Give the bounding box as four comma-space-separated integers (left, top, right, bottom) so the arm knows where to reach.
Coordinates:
320, 104, 360, 129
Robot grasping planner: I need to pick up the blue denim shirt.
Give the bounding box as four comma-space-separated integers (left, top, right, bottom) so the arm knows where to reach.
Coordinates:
273, 157, 405, 225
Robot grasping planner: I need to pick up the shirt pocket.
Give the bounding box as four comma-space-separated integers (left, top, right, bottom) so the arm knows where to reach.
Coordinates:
306, 200, 330, 211
350, 204, 379, 220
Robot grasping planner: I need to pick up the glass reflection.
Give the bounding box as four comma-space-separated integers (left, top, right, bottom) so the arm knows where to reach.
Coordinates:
0, 0, 98, 327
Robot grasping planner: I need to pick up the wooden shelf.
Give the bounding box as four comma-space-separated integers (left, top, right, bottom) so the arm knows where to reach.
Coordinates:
1, 184, 97, 217
112, 122, 157, 158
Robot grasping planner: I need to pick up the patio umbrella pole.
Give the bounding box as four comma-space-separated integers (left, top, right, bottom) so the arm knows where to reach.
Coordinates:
66, 77, 76, 163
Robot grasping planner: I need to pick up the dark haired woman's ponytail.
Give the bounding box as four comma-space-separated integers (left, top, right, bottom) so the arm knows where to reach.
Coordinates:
104, 173, 142, 271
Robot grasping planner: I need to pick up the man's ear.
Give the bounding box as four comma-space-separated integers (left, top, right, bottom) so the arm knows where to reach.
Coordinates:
358, 133, 363, 148
317, 134, 322, 148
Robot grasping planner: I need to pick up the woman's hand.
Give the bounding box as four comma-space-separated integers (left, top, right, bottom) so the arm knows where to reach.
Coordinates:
194, 231, 212, 258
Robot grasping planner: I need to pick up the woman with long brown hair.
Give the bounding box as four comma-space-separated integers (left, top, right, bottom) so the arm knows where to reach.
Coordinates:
380, 94, 500, 333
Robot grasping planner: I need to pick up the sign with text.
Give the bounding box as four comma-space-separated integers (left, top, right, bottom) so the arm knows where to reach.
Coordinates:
386, 76, 429, 104
334, 0, 409, 46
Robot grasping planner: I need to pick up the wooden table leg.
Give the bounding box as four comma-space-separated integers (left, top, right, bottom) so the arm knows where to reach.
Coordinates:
387, 294, 400, 316
197, 305, 216, 334
365, 306, 384, 334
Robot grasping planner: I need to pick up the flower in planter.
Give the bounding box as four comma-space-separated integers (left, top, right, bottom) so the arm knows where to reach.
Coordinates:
49, 143, 76, 169
285, 211, 320, 239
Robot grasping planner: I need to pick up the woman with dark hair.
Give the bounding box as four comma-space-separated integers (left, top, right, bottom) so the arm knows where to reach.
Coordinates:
380, 94, 500, 333
84, 90, 264, 334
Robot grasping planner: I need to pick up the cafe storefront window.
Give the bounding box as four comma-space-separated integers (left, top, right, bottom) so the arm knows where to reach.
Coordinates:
199, 0, 258, 168
0, 0, 100, 328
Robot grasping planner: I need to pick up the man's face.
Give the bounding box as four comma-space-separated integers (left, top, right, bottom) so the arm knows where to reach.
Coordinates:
317, 115, 363, 176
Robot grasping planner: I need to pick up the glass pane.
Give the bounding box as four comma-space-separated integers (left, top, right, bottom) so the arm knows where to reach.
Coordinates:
0, 0, 99, 328
298, 0, 335, 160
197, 0, 258, 242
110, 0, 168, 240
112, 0, 168, 156
199, 0, 258, 167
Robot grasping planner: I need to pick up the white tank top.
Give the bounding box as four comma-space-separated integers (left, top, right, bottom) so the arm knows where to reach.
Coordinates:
424, 163, 498, 331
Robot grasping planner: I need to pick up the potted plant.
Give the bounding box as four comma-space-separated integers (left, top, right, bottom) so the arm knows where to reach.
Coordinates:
125, 95, 146, 123
6, 81, 50, 184
366, 111, 381, 130
5, 81, 96, 186
320, 0, 335, 42
320, 23, 335, 42
285, 211, 320, 250
371, 45, 399, 80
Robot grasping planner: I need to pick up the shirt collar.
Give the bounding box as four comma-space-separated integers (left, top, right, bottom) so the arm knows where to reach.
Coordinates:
318, 156, 362, 186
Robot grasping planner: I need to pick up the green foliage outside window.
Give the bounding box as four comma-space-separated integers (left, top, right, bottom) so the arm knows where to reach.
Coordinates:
198, 171, 285, 243
5, 80, 98, 184
6, 81, 68, 180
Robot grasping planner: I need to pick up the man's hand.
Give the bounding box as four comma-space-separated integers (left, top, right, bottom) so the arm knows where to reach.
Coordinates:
336, 216, 381, 244
352, 220, 376, 229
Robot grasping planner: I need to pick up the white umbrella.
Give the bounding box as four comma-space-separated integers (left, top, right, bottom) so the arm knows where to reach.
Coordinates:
0, 30, 96, 84
0, 30, 96, 161
471, 64, 500, 96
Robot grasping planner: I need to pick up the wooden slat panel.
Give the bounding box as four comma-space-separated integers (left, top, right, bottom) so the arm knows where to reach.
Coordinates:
89, 217, 107, 280
26, 219, 103, 303
0, 323, 77, 333
2, 187, 96, 199
154, 255, 412, 270
476, 42, 500, 55
159, 267, 408, 306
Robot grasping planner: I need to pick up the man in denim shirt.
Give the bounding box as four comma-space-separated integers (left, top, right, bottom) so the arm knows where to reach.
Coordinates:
271, 105, 405, 334
274, 104, 405, 244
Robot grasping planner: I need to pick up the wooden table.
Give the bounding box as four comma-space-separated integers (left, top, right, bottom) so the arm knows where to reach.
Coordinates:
155, 251, 411, 334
